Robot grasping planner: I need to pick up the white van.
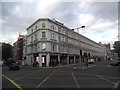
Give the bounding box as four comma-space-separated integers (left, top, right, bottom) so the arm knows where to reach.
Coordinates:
88, 59, 95, 64
0, 60, 3, 66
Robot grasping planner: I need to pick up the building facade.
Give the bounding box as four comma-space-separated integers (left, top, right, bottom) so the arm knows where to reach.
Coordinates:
24, 18, 106, 67
114, 41, 120, 58
13, 42, 17, 60
13, 35, 24, 65
103, 43, 111, 60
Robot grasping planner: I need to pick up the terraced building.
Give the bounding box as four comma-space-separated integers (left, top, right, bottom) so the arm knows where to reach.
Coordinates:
23, 18, 106, 67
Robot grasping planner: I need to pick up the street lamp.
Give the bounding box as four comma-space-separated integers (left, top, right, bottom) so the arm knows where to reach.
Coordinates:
71, 26, 86, 65
71, 26, 85, 33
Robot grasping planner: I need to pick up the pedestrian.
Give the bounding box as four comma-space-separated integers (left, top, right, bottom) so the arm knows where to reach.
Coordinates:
36, 61, 39, 67
86, 59, 88, 67
33, 61, 37, 68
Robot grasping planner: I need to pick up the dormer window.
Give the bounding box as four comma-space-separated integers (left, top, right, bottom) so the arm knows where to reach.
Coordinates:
42, 23, 46, 28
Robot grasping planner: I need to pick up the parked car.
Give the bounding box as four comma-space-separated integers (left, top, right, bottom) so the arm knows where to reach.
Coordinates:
0, 60, 3, 66
88, 59, 95, 64
9, 63, 20, 70
110, 59, 119, 66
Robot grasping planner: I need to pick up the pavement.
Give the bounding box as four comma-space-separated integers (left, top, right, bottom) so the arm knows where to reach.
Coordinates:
2, 60, 120, 90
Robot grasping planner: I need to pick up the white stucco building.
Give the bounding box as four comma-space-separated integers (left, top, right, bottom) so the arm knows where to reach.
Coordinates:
23, 18, 106, 67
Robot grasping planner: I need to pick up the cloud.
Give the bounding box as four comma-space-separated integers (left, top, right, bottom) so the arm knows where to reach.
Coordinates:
1, 1, 118, 45
78, 14, 95, 26
88, 20, 118, 33
89, 2, 118, 22
36, 0, 59, 17
2, 2, 38, 42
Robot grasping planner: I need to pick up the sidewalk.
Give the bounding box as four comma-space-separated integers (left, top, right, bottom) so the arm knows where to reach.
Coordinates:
20, 62, 86, 69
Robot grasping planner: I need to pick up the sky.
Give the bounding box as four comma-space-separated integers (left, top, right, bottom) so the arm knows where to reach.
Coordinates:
0, 0, 119, 49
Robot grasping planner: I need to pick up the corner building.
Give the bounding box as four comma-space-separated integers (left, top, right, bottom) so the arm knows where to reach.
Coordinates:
24, 18, 105, 67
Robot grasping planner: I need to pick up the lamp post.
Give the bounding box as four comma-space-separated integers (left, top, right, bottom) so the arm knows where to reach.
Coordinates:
71, 26, 85, 33
71, 26, 86, 65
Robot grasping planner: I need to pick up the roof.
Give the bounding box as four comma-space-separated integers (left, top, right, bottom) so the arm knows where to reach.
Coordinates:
26, 18, 70, 30
26, 18, 105, 47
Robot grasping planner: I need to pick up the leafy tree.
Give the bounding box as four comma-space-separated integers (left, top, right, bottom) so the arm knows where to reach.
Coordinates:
2, 43, 13, 61
114, 41, 120, 57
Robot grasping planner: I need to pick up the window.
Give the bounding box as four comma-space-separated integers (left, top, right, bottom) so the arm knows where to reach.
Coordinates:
42, 43, 46, 50
31, 29, 33, 33
42, 23, 46, 28
31, 36, 33, 42
51, 32, 55, 39
50, 25, 54, 30
35, 26, 37, 30
52, 25, 54, 30
51, 44, 55, 51
42, 32, 46, 38
35, 34, 37, 40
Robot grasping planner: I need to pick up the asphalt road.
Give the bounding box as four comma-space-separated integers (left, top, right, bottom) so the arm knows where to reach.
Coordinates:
2, 60, 120, 90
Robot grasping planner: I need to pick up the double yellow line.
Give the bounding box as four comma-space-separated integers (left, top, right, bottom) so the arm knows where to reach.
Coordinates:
113, 79, 120, 90
72, 72, 80, 88
2, 75, 24, 90
35, 70, 56, 88
97, 75, 116, 85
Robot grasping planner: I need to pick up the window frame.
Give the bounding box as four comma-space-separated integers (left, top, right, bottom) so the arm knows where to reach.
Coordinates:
42, 32, 46, 38
51, 32, 55, 40
42, 23, 46, 28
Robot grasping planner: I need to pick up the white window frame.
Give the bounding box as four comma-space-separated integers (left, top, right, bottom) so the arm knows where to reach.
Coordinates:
51, 32, 55, 40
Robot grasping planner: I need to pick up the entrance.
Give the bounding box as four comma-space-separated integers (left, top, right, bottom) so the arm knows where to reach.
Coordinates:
50, 55, 58, 66
60, 54, 67, 65
42, 55, 46, 67
69, 56, 74, 64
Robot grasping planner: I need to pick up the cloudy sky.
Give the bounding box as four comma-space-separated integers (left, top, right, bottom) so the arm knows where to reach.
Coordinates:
1, 0, 119, 48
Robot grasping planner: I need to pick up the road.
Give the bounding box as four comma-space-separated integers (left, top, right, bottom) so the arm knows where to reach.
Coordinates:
2, 60, 120, 90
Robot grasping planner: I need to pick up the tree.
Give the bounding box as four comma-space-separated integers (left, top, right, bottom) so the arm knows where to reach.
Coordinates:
2, 43, 13, 61
114, 41, 120, 57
